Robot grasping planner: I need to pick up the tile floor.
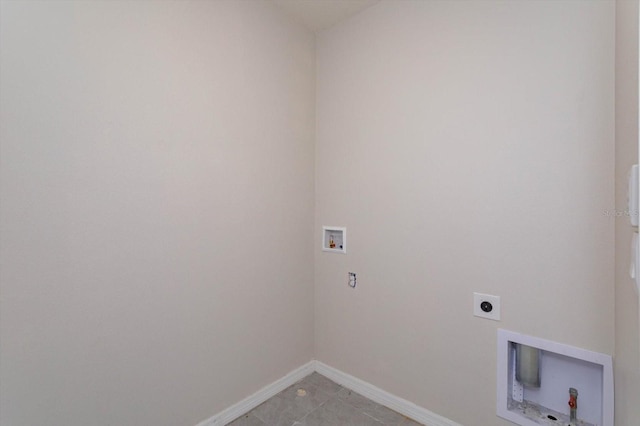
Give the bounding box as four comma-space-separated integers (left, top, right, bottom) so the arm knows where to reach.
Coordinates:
227, 372, 423, 426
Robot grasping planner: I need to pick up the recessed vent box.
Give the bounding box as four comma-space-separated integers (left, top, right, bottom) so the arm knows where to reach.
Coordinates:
497, 329, 613, 426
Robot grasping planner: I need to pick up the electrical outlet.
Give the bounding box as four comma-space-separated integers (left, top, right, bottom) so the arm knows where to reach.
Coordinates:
474, 292, 501, 321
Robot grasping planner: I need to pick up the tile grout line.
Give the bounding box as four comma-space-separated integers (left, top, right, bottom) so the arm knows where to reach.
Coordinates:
296, 376, 334, 422
362, 411, 385, 424
228, 371, 425, 426
287, 376, 343, 426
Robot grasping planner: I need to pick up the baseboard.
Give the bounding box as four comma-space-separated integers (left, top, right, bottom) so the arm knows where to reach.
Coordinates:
313, 360, 462, 426
196, 359, 461, 426
195, 361, 315, 426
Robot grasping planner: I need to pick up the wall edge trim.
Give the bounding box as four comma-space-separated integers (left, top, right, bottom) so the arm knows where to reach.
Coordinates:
196, 360, 462, 426
313, 360, 463, 426
195, 361, 315, 426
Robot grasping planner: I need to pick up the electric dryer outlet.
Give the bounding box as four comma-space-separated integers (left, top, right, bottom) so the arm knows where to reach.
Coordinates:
473, 293, 501, 321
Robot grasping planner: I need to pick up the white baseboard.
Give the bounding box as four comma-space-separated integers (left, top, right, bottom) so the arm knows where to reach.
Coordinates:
196, 360, 461, 426
313, 361, 462, 426
195, 361, 315, 426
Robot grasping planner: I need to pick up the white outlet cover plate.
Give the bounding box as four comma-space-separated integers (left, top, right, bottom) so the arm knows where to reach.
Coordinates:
474, 292, 501, 321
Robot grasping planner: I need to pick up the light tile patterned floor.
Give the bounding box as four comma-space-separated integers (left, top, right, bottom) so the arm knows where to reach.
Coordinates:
227, 373, 423, 426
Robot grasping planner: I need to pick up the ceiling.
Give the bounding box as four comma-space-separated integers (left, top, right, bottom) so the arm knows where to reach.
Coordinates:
271, 0, 380, 32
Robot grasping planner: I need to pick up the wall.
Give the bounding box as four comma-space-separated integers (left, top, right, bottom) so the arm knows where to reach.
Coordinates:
615, 1, 640, 424
315, 1, 615, 425
0, 1, 315, 425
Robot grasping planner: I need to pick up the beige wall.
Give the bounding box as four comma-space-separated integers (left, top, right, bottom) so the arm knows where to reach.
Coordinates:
0, 1, 315, 425
615, 1, 640, 424
315, 1, 615, 425
2, 1, 632, 426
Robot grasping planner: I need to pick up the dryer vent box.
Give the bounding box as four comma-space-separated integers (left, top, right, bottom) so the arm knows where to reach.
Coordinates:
497, 329, 613, 426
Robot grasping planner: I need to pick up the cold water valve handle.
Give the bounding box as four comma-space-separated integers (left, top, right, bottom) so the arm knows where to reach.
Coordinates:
568, 388, 578, 425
